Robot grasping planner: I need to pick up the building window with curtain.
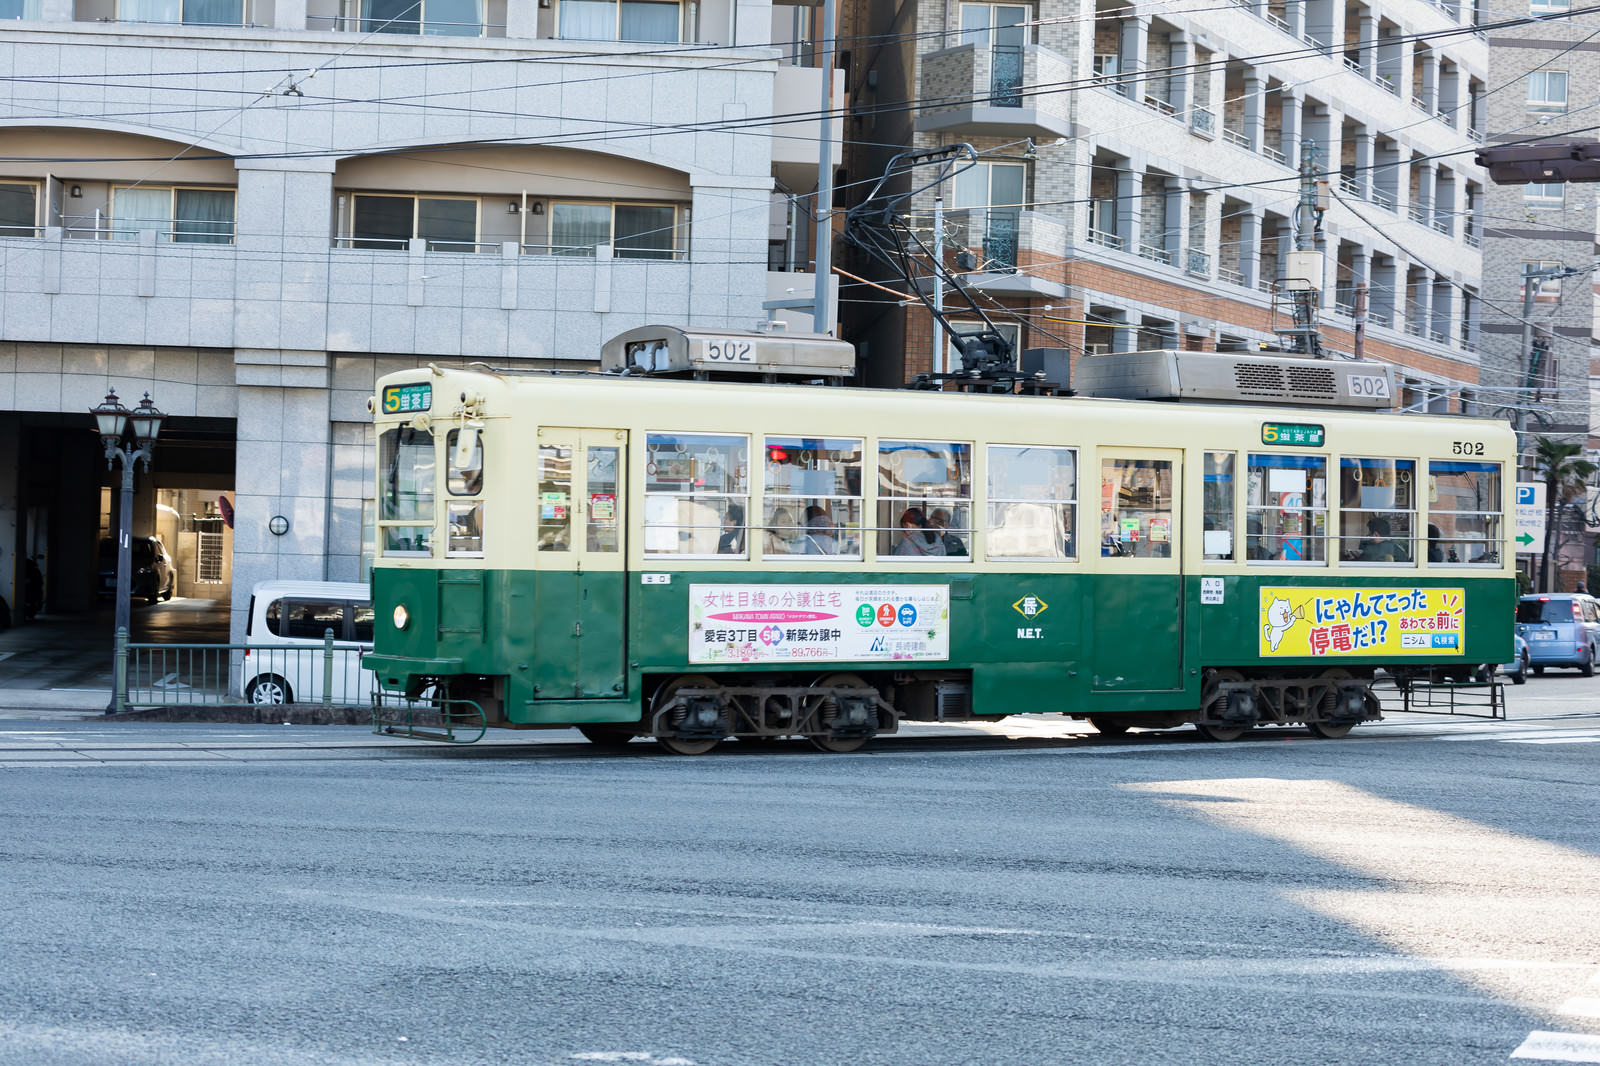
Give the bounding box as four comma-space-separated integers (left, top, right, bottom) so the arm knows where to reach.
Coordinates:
0, 182, 38, 237
117, 0, 245, 24
111, 186, 236, 243
1527, 70, 1568, 113
558, 0, 680, 42
361, 0, 482, 35
951, 162, 1024, 271
347, 194, 480, 251
0, 0, 42, 18
548, 202, 682, 259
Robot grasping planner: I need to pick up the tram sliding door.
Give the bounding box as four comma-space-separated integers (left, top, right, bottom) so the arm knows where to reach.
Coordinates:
531, 428, 629, 701
1091, 450, 1185, 692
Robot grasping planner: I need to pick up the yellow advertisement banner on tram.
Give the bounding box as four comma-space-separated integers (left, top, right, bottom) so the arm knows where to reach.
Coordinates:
1259, 586, 1465, 657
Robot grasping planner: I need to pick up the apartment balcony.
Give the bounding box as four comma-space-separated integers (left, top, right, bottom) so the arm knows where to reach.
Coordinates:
0, 227, 740, 360
772, 65, 844, 189
910, 208, 1068, 297
916, 42, 1072, 139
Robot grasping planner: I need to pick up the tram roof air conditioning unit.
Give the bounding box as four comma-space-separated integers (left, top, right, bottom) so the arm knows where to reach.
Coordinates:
1073, 349, 1396, 409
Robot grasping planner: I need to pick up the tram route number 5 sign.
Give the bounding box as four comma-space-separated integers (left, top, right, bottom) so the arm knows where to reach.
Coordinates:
1514, 483, 1545, 555
689, 584, 950, 665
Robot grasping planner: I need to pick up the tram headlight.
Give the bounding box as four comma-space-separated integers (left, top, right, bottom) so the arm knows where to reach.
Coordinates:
393, 604, 410, 631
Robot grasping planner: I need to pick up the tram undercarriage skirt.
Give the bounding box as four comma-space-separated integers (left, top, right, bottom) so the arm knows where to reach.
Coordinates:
651, 685, 898, 741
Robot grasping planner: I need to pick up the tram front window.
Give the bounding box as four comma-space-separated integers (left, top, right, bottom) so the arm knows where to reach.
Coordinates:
1245, 454, 1327, 563
378, 426, 435, 555
1099, 458, 1173, 559
878, 440, 972, 560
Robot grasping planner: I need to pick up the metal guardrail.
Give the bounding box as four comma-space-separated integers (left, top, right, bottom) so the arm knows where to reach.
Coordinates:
1372, 673, 1507, 720
109, 625, 430, 716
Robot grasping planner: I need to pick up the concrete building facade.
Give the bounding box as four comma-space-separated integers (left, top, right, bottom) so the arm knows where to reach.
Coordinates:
0, 0, 837, 634
842, 0, 1491, 408
1479, 14, 1598, 464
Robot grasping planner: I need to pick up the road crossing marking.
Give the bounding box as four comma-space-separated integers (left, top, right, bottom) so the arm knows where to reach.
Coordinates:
1561, 999, 1600, 1018
1511, 1031, 1600, 1062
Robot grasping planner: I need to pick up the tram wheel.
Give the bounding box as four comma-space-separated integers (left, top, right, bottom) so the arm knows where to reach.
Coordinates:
652, 674, 724, 756
804, 672, 876, 753
808, 734, 868, 753
1306, 720, 1355, 739
657, 735, 721, 756
1197, 668, 1250, 741
576, 725, 635, 750
1306, 668, 1358, 739
1088, 717, 1131, 736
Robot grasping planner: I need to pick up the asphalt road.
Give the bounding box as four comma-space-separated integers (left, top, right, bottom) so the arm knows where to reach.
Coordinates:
1, 709, 1598, 1066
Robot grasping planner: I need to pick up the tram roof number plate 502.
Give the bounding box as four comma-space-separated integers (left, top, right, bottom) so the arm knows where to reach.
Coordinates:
382, 383, 432, 415
1261, 422, 1324, 447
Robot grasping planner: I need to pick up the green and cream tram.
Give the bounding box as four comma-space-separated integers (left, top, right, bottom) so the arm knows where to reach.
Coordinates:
363, 363, 1516, 751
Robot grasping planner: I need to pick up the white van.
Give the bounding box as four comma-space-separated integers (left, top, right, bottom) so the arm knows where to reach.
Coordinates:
241, 581, 373, 705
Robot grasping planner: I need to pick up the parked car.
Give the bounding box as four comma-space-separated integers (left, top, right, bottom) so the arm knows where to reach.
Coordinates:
241, 581, 373, 705
97, 536, 175, 604
1515, 594, 1600, 676
1499, 633, 1529, 685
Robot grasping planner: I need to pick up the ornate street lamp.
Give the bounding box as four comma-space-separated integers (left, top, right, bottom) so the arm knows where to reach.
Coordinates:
91, 388, 165, 711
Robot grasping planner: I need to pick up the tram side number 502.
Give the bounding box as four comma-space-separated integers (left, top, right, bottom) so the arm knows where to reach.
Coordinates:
1451, 441, 1486, 456
701, 338, 756, 363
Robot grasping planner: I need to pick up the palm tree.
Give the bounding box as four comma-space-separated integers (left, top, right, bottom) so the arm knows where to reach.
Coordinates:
1534, 437, 1597, 592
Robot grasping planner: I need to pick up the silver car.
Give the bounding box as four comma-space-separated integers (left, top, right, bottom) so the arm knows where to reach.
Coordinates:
1499, 633, 1529, 685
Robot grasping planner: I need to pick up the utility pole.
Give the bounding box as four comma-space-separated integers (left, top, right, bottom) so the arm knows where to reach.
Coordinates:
1276, 139, 1326, 358
932, 194, 944, 374
1352, 281, 1367, 361
812, 0, 836, 336
1517, 270, 1540, 478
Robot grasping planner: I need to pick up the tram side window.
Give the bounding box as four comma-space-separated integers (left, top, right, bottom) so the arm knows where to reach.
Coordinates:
1100, 458, 1174, 558
878, 440, 972, 560
378, 426, 434, 556
445, 428, 484, 495
445, 428, 484, 556
1203, 451, 1237, 561
763, 437, 863, 557
1428, 461, 1502, 564
643, 433, 749, 557
1339, 457, 1416, 564
1245, 454, 1326, 562
987, 445, 1076, 559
